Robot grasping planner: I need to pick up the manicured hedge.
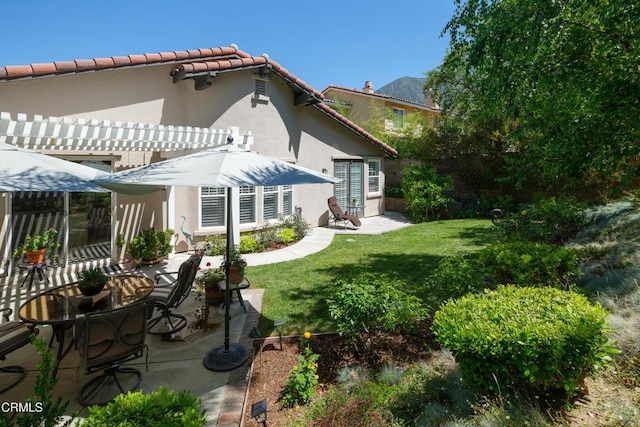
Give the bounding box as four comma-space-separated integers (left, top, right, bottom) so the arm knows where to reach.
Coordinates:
424, 242, 581, 310
432, 285, 613, 400
478, 242, 580, 289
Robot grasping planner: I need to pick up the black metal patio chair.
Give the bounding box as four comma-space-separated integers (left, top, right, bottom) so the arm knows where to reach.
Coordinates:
146, 252, 202, 340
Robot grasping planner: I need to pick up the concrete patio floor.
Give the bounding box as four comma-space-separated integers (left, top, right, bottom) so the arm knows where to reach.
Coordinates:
0, 212, 413, 426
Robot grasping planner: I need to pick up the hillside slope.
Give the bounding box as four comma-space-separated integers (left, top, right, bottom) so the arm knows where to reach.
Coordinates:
376, 76, 426, 104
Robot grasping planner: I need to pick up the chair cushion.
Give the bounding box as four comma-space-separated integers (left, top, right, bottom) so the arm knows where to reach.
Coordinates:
0, 322, 36, 359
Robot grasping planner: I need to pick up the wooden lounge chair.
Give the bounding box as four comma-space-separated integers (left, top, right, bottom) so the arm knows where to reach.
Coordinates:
328, 196, 361, 229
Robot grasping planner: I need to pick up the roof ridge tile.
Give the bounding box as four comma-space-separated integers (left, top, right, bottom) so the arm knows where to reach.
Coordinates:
0, 45, 245, 80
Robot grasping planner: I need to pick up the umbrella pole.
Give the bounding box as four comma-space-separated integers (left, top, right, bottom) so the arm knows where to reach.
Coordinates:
203, 187, 250, 371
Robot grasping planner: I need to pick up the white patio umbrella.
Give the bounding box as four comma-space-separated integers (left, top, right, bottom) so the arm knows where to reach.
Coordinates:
94, 143, 340, 371
0, 141, 109, 192
0, 141, 161, 194
0, 141, 161, 278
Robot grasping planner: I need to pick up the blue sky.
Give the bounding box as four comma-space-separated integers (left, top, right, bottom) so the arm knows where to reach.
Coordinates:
1, 1, 455, 91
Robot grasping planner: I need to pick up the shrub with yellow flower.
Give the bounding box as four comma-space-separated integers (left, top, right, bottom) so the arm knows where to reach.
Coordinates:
280, 331, 320, 408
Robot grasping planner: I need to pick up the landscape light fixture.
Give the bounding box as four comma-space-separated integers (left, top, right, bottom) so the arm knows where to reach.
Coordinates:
274, 320, 285, 350
251, 399, 268, 426
249, 327, 263, 371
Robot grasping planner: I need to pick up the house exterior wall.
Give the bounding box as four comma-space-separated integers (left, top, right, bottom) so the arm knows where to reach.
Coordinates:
0, 62, 388, 256
323, 88, 440, 126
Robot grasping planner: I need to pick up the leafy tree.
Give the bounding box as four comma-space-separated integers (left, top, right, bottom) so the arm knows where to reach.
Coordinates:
428, 0, 640, 193
402, 164, 454, 221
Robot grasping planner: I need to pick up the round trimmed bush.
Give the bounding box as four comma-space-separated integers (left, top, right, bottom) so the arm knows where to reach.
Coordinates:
432, 285, 613, 400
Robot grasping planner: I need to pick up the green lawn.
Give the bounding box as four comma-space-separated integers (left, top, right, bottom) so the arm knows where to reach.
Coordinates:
246, 219, 497, 336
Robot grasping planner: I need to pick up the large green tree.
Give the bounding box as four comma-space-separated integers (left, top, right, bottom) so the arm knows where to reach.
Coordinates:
427, 0, 640, 192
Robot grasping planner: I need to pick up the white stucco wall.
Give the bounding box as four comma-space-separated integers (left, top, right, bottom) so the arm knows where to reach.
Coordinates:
0, 62, 389, 253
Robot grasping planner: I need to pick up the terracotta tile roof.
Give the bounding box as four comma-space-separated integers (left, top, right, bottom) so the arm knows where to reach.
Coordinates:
323, 84, 439, 112
0, 45, 396, 156
170, 55, 325, 101
0, 46, 241, 79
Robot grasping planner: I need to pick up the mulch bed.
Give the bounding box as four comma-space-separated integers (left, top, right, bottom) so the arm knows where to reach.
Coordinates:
243, 320, 437, 426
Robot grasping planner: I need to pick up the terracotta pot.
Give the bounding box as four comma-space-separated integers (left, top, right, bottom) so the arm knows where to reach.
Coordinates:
205, 281, 225, 304
228, 265, 245, 285
25, 248, 47, 265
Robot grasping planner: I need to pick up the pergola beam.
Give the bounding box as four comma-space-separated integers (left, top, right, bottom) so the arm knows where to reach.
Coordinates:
0, 112, 254, 152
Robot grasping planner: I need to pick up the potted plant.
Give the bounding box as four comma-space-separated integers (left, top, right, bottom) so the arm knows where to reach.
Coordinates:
195, 267, 226, 304
77, 268, 109, 296
223, 247, 247, 285
126, 228, 175, 265
13, 228, 59, 265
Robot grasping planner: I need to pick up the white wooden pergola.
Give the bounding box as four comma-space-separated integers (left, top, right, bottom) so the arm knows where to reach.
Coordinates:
0, 112, 253, 278
0, 112, 253, 152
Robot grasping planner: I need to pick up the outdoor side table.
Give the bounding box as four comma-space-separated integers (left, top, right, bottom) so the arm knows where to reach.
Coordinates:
217, 277, 250, 313
18, 260, 50, 290
347, 205, 363, 218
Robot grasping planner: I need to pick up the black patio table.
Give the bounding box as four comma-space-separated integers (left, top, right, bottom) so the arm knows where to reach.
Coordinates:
18, 274, 154, 377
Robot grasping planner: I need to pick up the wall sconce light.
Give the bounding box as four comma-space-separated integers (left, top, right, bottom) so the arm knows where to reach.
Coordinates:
274, 320, 285, 350
251, 399, 268, 426
321, 168, 328, 174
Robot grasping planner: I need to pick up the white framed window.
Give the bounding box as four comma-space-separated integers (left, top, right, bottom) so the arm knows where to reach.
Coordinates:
239, 186, 256, 224
392, 108, 404, 128
368, 159, 381, 194
200, 187, 226, 227
263, 186, 279, 221
282, 185, 293, 216
199, 185, 293, 228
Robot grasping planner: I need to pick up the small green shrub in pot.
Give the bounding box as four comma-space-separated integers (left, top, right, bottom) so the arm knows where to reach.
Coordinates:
222, 247, 247, 284
77, 268, 109, 296
13, 227, 60, 263
432, 285, 618, 402
127, 228, 175, 262
81, 386, 206, 426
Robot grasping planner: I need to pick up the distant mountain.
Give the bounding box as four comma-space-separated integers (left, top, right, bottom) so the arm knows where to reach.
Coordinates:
376, 77, 427, 104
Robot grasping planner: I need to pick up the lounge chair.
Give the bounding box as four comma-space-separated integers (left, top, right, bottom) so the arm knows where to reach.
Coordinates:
328, 196, 361, 229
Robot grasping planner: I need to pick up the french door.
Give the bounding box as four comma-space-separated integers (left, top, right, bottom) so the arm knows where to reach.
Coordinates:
334, 160, 363, 214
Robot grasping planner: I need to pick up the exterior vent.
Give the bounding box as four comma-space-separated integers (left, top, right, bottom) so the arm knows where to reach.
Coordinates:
252, 76, 270, 104
255, 79, 266, 96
